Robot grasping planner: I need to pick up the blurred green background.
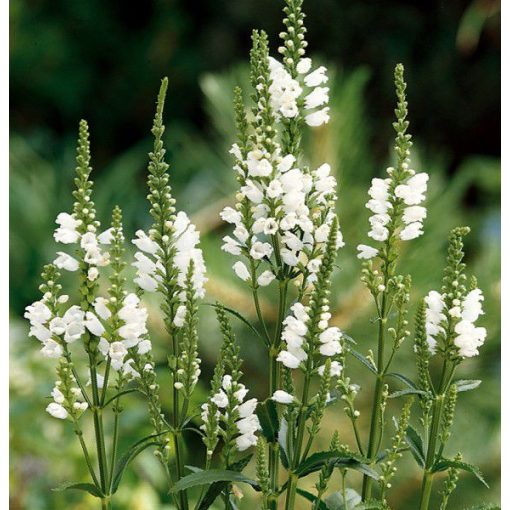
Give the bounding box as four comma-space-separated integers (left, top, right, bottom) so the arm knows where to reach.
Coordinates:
10, 0, 500, 508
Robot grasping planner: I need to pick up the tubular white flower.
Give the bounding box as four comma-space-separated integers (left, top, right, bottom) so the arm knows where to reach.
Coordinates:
271, 390, 294, 404
357, 244, 378, 260
233, 261, 251, 281
54, 252, 80, 272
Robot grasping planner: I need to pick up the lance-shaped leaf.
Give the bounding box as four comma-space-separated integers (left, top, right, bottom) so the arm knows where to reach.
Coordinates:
53, 481, 103, 498
348, 349, 377, 374
256, 399, 279, 443
169, 469, 259, 493
294, 451, 378, 480
296, 488, 328, 509
454, 379, 482, 392
404, 425, 425, 467
196, 455, 253, 510
432, 458, 489, 488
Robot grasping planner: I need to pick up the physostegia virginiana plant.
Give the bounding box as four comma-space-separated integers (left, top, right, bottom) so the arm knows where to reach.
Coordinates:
25, 0, 490, 508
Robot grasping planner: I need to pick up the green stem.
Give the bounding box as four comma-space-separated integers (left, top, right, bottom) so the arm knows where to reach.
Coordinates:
74, 427, 100, 488
419, 362, 449, 510
267, 279, 288, 510
108, 409, 121, 493
89, 355, 109, 495
284, 374, 312, 508
284, 473, 299, 510
101, 497, 112, 510
362, 292, 388, 500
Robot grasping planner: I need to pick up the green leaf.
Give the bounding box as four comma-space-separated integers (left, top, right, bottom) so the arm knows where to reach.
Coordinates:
454, 379, 482, 392
169, 470, 259, 493
325, 488, 361, 509
348, 349, 377, 374
256, 399, 279, 443
354, 501, 386, 509
205, 303, 268, 346
294, 451, 378, 480
296, 488, 328, 509
404, 425, 425, 467
111, 438, 162, 493
196, 455, 253, 510
53, 481, 103, 498
386, 372, 419, 390
432, 458, 489, 488
463, 505, 500, 510
388, 388, 426, 398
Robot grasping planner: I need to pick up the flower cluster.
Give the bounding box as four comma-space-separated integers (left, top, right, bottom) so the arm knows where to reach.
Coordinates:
47, 380, 88, 420
453, 288, 486, 357
357, 64, 428, 261
277, 301, 342, 370
202, 374, 260, 452
201, 306, 260, 461
132, 211, 207, 305
95, 293, 150, 374
268, 57, 330, 126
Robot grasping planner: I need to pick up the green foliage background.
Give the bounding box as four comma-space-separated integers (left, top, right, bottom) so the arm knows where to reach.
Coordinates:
10, 0, 500, 508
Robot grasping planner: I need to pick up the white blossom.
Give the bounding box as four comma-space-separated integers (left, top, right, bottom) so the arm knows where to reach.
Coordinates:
272, 390, 294, 404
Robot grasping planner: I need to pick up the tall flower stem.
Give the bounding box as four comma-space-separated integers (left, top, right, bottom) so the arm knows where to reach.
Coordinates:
268, 279, 288, 509
362, 291, 387, 500
419, 361, 450, 510
89, 353, 109, 496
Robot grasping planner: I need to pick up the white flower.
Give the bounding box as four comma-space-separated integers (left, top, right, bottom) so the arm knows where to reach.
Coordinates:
98, 228, 114, 244
319, 341, 341, 356
54, 252, 80, 272
40, 339, 63, 358
220, 207, 242, 225
87, 267, 99, 281
304, 87, 329, 109
137, 339, 152, 355
174, 305, 187, 328
357, 244, 378, 260
257, 270, 275, 287
54, 213, 80, 244
319, 327, 342, 344
461, 288, 484, 322
233, 261, 250, 281
400, 222, 423, 241
238, 398, 258, 418
211, 390, 229, 408
132, 230, 159, 255
271, 390, 294, 404
277, 350, 301, 369
250, 242, 273, 260
454, 320, 487, 357
403, 206, 427, 224
236, 433, 258, 452
24, 301, 52, 324
304, 66, 328, 87
318, 360, 342, 377
296, 57, 312, 74
93, 297, 111, 321
46, 402, 68, 419
109, 341, 128, 370
222, 236, 242, 256
305, 107, 330, 127
84, 311, 105, 336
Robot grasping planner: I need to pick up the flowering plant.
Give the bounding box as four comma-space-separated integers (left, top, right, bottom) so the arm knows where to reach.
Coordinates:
25, 0, 492, 509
